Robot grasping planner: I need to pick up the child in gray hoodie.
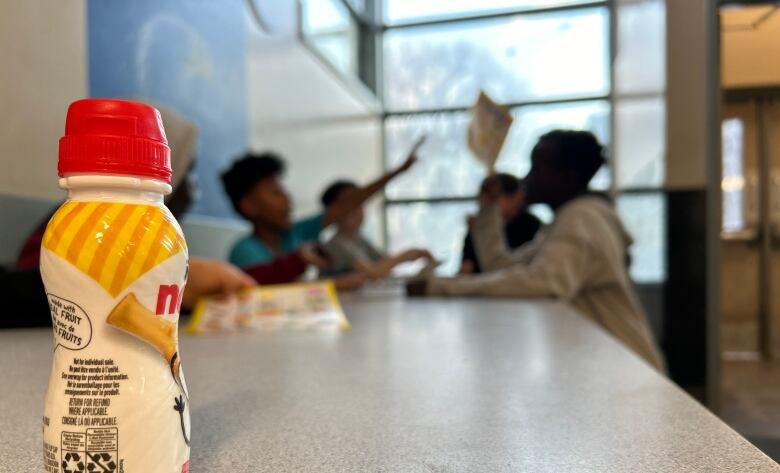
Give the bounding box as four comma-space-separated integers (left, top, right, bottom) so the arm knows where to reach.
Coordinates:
411, 130, 664, 371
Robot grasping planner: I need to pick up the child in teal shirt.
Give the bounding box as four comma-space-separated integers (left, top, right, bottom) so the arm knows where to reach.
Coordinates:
222, 150, 418, 267
229, 214, 325, 267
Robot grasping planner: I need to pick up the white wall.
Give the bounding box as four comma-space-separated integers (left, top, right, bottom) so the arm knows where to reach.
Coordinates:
244, 26, 383, 243
0, 0, 87, 200
0, 0, 384, 260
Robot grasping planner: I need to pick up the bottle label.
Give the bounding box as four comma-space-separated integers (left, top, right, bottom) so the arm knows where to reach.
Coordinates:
41, 202, 190, 473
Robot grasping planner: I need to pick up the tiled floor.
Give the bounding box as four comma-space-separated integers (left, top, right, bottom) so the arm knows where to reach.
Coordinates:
721, 359, 780, 462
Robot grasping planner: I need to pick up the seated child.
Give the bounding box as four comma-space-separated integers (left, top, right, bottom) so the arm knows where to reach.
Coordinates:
410, 130, 665, 371
460, 173, 541, 274
221, 149, 418, 268
319, 180, 432, 279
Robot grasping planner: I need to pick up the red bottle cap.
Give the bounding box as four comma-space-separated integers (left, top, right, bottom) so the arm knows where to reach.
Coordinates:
59, 98, 172, 183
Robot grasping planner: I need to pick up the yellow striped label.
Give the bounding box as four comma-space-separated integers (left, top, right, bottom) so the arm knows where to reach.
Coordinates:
43, 202, 187, 297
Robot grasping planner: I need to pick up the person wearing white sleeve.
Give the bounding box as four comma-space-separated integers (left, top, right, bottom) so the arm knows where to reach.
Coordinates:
409, 130, 664, 372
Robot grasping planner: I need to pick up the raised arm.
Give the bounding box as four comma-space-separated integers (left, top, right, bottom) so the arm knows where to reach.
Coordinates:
324, 138, 423, 227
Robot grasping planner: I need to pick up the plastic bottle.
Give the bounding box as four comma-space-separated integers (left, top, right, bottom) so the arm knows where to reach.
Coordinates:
41, 98, 190, 473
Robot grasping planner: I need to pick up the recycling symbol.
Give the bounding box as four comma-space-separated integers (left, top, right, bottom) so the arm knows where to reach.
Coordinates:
87, 452, 117, 472
62, 452, 85, 473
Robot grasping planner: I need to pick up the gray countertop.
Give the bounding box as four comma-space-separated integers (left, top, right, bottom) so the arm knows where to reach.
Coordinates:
1, 291, 778, 472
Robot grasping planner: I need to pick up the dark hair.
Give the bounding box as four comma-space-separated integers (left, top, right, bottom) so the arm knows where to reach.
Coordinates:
321, 180, 357, 207
538, 130, 605, 186
481, 173, 522, 196
221, 152, 285, 217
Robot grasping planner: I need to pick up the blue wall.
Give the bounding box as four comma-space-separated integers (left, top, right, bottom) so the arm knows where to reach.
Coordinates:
88, 0, 247, 218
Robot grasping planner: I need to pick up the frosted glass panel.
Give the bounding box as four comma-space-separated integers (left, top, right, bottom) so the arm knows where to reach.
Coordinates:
616, 193, 666, 283
615, 0, 665, 94
385, 101, 610, 199
346, 0, 367, 14
722, 118, 746, 233
615, 97, 665, 189
386, 201, 478, 276
385, 112, 485, 199
383, 8, 609, 111
384, 0, 596, 25
301, 0, 357, 76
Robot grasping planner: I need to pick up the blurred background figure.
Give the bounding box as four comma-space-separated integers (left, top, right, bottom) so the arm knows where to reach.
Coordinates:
319, 179, 433, 279
414, 130, 664, 371
459, 173, 540, 275
221, 148, 418, 268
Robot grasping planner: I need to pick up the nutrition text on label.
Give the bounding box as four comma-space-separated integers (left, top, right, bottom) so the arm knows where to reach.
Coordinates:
60, 358, 128, 427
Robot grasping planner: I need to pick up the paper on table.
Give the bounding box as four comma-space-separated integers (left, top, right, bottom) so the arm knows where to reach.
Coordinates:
467, 91, 513, 170
186, 280, 350, 334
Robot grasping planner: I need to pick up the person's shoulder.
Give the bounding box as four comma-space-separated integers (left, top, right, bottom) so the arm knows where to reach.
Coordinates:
293, 213, 325, 230
560, 194, 614, 217
552, 195, 615, 231
554, 194, 625, 241
229, 235, 270, 266
291, 213, 325, 239
231, 234, 259, 249
555, 195, 635, 257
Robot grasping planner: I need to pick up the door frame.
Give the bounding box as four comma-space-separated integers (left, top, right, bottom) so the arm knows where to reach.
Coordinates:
710, 0, 780, 410
706, 0, 722, 411
721, 92, 779, 359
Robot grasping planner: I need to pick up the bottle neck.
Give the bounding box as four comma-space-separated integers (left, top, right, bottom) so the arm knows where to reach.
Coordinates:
60, 174, 171, 205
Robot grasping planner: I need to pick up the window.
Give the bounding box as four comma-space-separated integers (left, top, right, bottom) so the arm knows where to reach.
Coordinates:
379, 0, 666, 281
301, 0, 358, 77
614, 0, 665, 95
616, 194, 667, 283
610, 0, 667, 286
345, 0, 368, 14
722, 118, 746, 233
383, 7, 609, 111
386, 201, 478, 275
384, 100, 610, 200
614, 97, 666, 189
384, 0, 596, 25
382, 2, 613, 275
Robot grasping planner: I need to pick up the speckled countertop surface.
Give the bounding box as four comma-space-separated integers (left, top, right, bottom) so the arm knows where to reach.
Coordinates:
2, 292, 778, 472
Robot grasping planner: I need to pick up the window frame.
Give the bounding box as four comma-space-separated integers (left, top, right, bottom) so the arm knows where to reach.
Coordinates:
380, 0, 610, 29
377, 0, 615, 268
316, 0, 667, 283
